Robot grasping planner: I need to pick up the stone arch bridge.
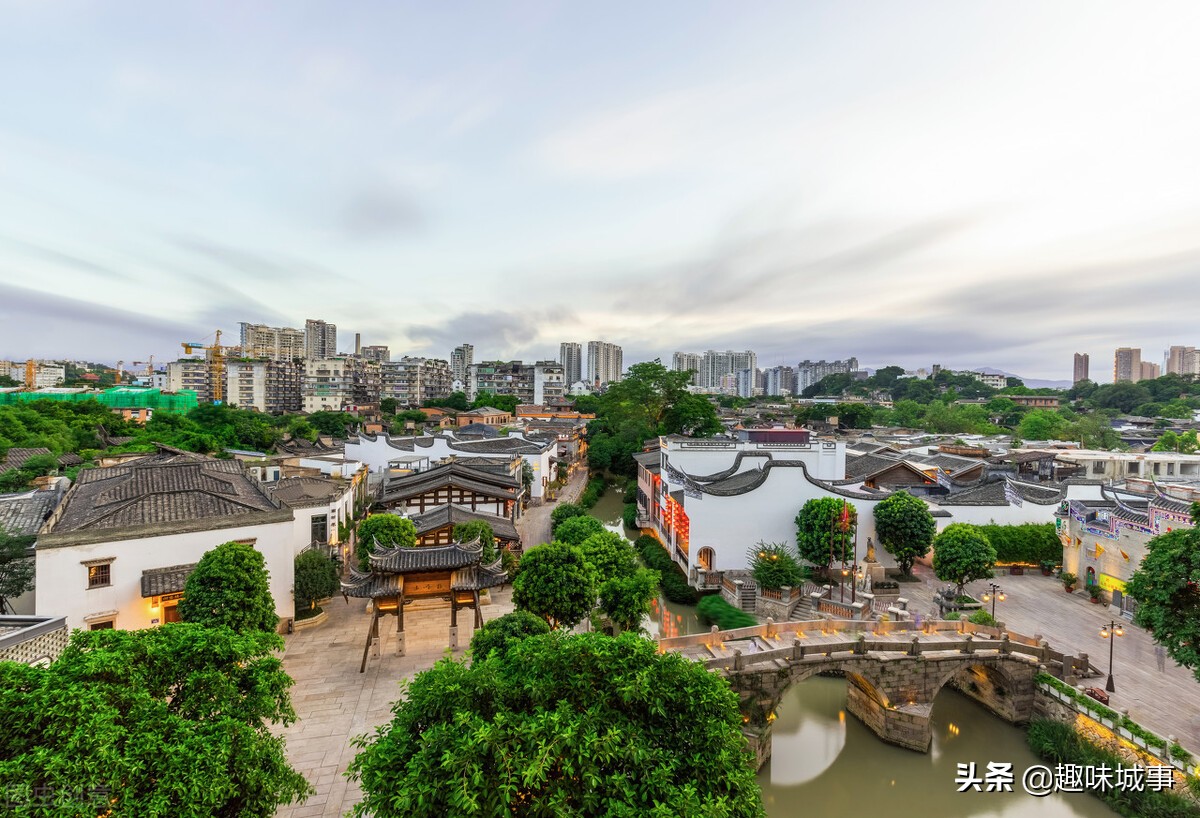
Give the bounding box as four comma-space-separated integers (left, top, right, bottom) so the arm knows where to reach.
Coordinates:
659, 619, 1086, 767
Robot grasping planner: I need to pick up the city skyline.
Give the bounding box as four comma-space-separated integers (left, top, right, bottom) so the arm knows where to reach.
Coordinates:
4, 3, 1200, 378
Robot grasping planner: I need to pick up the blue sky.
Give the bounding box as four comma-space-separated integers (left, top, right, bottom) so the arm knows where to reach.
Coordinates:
2, 1, 1200, 380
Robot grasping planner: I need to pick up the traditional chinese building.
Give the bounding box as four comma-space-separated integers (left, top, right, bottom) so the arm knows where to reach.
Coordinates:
378, 461, 523, 520
409, 504, 521, 552
341, 539, 507, 669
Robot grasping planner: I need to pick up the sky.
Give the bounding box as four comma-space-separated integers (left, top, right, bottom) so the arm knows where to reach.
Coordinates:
3, 1, 1200, 382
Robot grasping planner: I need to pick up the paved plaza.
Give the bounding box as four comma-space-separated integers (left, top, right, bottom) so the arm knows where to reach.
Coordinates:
274, 587, 517, 817
901, 564, 1200, 748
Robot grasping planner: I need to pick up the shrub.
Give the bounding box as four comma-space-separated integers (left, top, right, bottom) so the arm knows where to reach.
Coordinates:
294, 550, 339, 615
634, 535, 700, 604
944, 612, 961, 621
550, 503, 587, 533
697, 595, 757, 630
1060, 572, 1077, 588
968, 610, 997, 627
977, 523, 1061, 565
872, 580, 899, 590
553, 515, 606, 546
580, 476, 606, 509
748, 542, 805, 590
622, 502, 637, 530
470, 611, 551, 662
622, 479, 637, 504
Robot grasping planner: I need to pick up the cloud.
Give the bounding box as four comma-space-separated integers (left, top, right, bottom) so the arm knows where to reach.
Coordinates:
338, 185, 424, 240
0, 237, 136, 283
169, 236, 346, 282
0, 280, 203, 361
407, 310, 556, 359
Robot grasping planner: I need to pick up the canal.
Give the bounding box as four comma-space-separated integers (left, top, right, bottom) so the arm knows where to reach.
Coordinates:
590, 485, 1118, 817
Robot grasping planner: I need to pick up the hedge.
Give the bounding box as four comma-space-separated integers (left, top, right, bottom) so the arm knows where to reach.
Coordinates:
697, 595, 757, 630
978, 523, 1060, 565
580, 476, 606, 509
968, 610, 997, 626
634, 535, 700, 604
622, 503, 637, 530
1026, 719, 1199, 818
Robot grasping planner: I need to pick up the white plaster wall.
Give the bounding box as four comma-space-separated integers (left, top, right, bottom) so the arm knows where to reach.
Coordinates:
36, 519, 296, 632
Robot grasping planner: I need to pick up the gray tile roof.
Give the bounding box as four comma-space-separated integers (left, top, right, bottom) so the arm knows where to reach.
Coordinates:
341, 540, 508, 598
140, 563, 196, 597
0, 490, 59, 538
932, 479, 1065, 507
451, 437, 550, 455
269, 476, 345, 508
380, 463, 520, 504
409, 504, 520, 541
40, 452, 289, 545
2, 448, 52, 471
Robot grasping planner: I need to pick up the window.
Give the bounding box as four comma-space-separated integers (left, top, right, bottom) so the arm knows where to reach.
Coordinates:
89, 620, 114, 630
311, 514, 329, 543
87, 563, 111, 588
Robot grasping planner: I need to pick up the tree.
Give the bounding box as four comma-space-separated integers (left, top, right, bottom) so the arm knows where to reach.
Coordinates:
1126, 504, 1200, 682
932, 523, 996, 597
178, 541, 278, 633
355, 514, 417, 569
452, 520, 496, 563
794, 497, 857, 572
469, 610, 551, 662
511, 542, 596, 629
347, 632, 764, 818
379, 397, 398, 416
552, 514, 606, 546
578, 530, 638, 584
423, 391, 470, 411
0, 532, 35, 614
521, 460, 534, 494
471, 391, 520, 414
873, 491, 937, 577
1017, 409, 1065, 441
599, 568, 660, 633
748, 542, 805, 589
550, 502, 587, 532
0, 624, 312, 815
1152, 431, 1180, 452
294, 550, 340, 616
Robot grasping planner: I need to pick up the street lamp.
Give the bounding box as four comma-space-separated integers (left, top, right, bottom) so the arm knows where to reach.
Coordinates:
1099, 621, 1124, 693
980, 583, 1006, 619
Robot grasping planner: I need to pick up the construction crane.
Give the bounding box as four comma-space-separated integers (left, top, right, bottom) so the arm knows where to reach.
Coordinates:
23, 359, 35, 389
182, 330, 237, 404
132, 357, 155, 378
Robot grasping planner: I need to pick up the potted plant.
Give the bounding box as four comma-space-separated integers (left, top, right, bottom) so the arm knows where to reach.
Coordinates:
1088, 585, 1103, 604
1060, 572, 1077, 593
1040, 560, 1056, 576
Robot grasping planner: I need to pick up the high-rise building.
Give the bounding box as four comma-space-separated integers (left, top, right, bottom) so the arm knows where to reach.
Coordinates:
239, 323, 306, 361
1140, 361, 1161, 381
695, 350, 757, 390
166, 359, 214, 403
1072, 353, 1090, 385
302, 357, 380, 413
796, 358, 858, 393
1114, 348, 1142, 383
1166, 345, 1200, 376
304, 319, 338, 360
559, 342, 582, 385
451, 344, 474, 384
735, 368, 760, 398
586, 341, 623, 386
225, 360, 303, 414
360, 345, 391, 363
671, 352, 703, 385
7, 361, 65, 388
763, 365, 797, 396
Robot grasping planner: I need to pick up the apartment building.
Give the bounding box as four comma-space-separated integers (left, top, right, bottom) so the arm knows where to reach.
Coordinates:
451, 343, 474, 383
360, 345, 390, 363
166, 359, 214, 403
763, 365, 797, 396
302, 357, 381, 413
796, 358, 858, 393
671, 352, 703, 385
381, 357, 453, 406
559, 342, 582, 385
238, 323, 306, 361
467, 361, 565, 404
7, 361, 66, 388
1113, 348, 1141, 383
586, 341, 623, 386
1073, 353, 1089, 385
304, 319, 338, 360
225, 360, 303, 414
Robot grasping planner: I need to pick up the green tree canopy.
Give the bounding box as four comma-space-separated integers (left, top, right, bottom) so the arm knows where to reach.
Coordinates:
178, 541, 278, 633
0, 624, 312, 815
552, 514, 606, 546
550, 502, 587, 532
578, 530, 639, 584
422, 391, 470, 411
794, 497, 858, 570
471, 392, 520, 414
1126, 504, 1200, 682
452, 520, 496, 563
932, 523, 996, 597
347, 632, 764, 818
748, 542, 805, 589
294, 550, 340, 615
599, 568, 660, 634
873, 491, 937, 577
511, 541, 597, 629
469, 610, 551, 662
356, 514, 417, 569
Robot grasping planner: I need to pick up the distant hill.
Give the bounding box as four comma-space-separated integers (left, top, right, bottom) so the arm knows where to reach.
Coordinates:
969, 367, 1070, 390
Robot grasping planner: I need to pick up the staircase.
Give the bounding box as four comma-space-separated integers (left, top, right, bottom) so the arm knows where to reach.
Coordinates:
740, 582, 757, 613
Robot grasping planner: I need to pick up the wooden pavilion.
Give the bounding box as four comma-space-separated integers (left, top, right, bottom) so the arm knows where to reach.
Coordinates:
341, 538, 507, 671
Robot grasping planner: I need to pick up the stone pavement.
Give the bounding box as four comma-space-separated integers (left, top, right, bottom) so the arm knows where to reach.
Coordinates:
516, 466, 586, 549
899, 564, 1200, 749
274, 587, 517, 817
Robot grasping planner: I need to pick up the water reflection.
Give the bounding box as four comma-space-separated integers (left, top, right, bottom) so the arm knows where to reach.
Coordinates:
760, 677, 1117, 817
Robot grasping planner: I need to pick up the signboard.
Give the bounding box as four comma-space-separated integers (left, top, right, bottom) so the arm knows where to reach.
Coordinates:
1098, 573, 1126, 593
160, 592, 185, 603
403, 573, 452, 598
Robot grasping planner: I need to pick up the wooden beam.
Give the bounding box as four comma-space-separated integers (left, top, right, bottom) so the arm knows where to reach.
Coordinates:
359, 608, 381, 674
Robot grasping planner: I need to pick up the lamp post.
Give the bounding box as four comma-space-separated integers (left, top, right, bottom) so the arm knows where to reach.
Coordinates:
980, 583, 1006, 619
1099, 620, 1124, 693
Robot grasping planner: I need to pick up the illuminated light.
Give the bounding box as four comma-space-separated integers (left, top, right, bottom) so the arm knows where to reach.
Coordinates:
767, 711, 777, 722
998, 592, 1007, 602
838, 710, 845, 723
1100, 627, 1110, 639
1115, 625, 1124, 637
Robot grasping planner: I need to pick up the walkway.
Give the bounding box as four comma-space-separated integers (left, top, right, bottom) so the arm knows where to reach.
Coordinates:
515, 467, 586, 549
274, 587, 516, 817
900, 564, 1200, 747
